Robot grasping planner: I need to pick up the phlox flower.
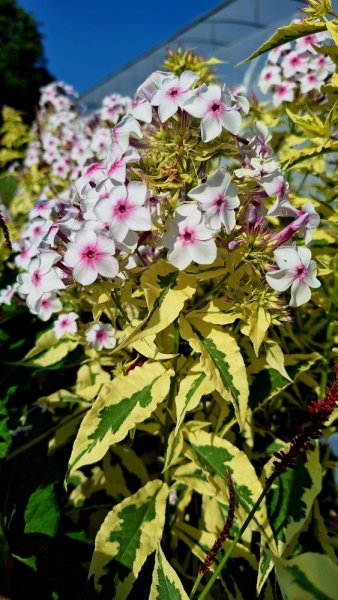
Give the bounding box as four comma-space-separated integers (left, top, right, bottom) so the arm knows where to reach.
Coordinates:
162, 205, 217, 270
151, 71, 199, 122
85, 322, 116, 350
188, 170, 240, 233
63, 230, 119, 286
310, 54, 335, 79
129, 98, 152, 123
281, 50, 308, 78
266, 244, 320, 307
53, 312, 79, 339
183, 84, 242, 142
267, 43, 291, 64
111, 115, 142, 153
272, 82, 296, 107
258, 66, 281, 94
17, 251, 65, 309
104, 143, 140, 184
32, 292, 62, 321
295, 202, 320, 244
0, 285, 15, 305
299, 71, 327, 93
94, 181, 151, 242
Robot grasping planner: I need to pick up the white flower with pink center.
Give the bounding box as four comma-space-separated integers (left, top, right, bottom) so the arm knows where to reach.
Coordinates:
188, 170, 240, 233
63, 230, 119, 286
183, 84, 242, 142
32, 292, 62, 321
267, 43, 291, 64
111, 115, 142, 153
53, 312, 79, 339
0, 285, 15, 305
281, 51, 308, 78
295, 33, 322, 54
310, 54, 335, 79
25, 217, 53, 247
85, 322, 116, 350
104, 143, 140, 184
129, 98, 152, 123
94, 181, 150, 242
258, 66, 281, 94
272, 82, 296, 107
266, 244, 320, 307
151, 71, 199, 122
163, 205, 217, 270
13, 242, 38, 269
300, 71, 327, 93
17, 251, 65, 309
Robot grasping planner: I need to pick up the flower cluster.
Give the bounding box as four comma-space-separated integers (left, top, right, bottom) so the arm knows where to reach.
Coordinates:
258, 28, 334, 105
1, 57, 323, 346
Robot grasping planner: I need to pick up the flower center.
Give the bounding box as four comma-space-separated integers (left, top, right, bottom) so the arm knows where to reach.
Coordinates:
86, 249, 96, 259
211, 102, 221, 112
293, 264, 307, 282
32, 270, 42, 287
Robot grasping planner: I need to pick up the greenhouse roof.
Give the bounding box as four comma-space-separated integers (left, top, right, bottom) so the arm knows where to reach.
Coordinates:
80, 0, 307, 108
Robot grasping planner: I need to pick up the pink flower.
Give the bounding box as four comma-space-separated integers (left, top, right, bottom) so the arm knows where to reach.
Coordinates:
53, 312, 79, 339
300, 71, 326, 93
183, 84, 242, 142
281, 50, 308, 78
258, 66, 281, 94
32, 292, 62, 321
266, 244, 320, 307
63, 230, 119, 285
151, 71, 199, 122
85, 322, 116, 350
188, 170, 240, 233
94, 181, 150, 242
17, 251, 65, 309
162, 205, 217, 270
272, 82, 296, 107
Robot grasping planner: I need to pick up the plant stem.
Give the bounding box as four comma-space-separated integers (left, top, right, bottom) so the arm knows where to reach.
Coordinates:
5, 406, 89, 461
163, 320, 179, 486
193, 486, 270, 600
111, 289, 131, 324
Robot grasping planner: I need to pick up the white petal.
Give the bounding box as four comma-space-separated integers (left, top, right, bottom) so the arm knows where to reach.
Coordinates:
297, 246, 312, 268
126, 206, 151, 231
189, 239, 217, 265
73, 262, 98, 285
179, 71, 199, 91
200, 114, 222, 142
167, 242, 191, 270
96, 234, 116, 255
220, 109, 242, 135
127, 181, 148, 206
289, 280, 311, 307
266, 269, 293, 292
158, 100, 179, 123
97, 255, 119, 278
274, 246, 300, 269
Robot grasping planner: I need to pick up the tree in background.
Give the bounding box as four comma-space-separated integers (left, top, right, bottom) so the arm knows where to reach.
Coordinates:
0, 0, 53, 122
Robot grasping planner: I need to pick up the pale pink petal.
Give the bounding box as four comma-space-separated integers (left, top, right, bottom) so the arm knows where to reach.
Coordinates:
97, 255, 119, 278
73, 262, 98, 285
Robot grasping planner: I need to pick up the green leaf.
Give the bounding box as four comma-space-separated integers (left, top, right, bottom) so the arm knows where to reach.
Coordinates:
274, 552, 338, 600
180, 316, 249, 429
68, 362, 173, 476
149, 546, 189, 600
0, 403, 11, 458
24, 484, 60, 538
240, 20, 328, 64
89, 480, 169, 598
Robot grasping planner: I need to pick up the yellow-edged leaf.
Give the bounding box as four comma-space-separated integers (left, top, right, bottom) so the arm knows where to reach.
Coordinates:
180, 316, 249, 429
89, 480, 169, 597
68, 362, 173, 475
149, 546, 189, 600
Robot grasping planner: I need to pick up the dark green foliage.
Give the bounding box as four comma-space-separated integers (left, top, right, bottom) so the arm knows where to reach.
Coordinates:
0, 0, 53, 122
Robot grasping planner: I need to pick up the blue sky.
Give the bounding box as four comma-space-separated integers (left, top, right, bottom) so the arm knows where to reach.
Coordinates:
19, 0, 221, 94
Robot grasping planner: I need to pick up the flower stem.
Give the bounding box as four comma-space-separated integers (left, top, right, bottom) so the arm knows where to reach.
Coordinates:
194, 486, 270, 600
111, 289, 131, 324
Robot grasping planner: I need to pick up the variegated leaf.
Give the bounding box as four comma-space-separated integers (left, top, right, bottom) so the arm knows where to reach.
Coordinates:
241, 20, 327, 64
89, 480, 169, 598
149, 545, 189, 600
273, 552, 338, 600
174, 359, 214, 435
68, 362, 173, 476
258, 447, 322, 593
180, 316, 249, 428
182, 429, 276, 547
